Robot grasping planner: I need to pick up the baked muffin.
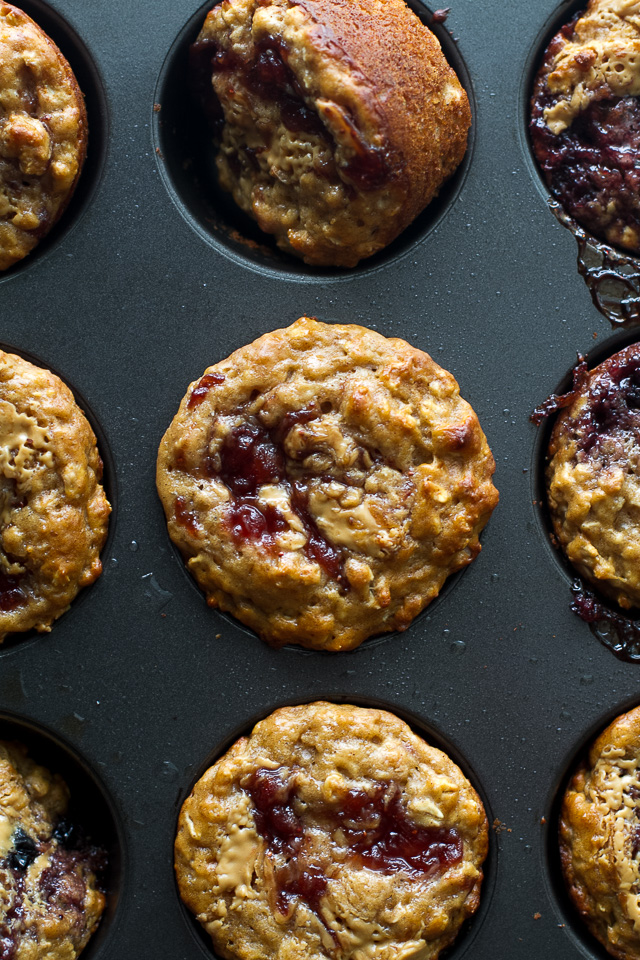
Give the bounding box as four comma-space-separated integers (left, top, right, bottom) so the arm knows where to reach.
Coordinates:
190, 0, 471, 267
176, 702, 489, 960
0, 3, 87, 270
559, 704, 640, 959
530, 0, 640, 254
0, 740, 106, 959
546, 344, 640, 610
0, 350, 110, 641
156, 317, 498, 651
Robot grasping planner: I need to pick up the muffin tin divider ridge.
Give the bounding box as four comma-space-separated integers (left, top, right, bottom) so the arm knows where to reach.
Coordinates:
0, 0, 637, 958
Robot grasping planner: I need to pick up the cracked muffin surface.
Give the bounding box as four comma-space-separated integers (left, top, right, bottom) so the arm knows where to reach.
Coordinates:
176, 702, 489, 960
531, 0, 640, 253
547, 344, 640, 610
0, 3, 87, 270
191, 0, 470, 267
156, 317, 498, 651
0, 350, 110, 642
560, 705, 640, 960
0, 740, 106, 959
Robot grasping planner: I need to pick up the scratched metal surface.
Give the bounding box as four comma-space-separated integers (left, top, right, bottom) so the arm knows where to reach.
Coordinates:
0, 0, 633, 957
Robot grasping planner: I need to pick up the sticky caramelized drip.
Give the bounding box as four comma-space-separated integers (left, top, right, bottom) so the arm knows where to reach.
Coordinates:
217, 418, 348, 588
531, 356, 589, 425
571, 582, 640, 662
246, 767, 463, 920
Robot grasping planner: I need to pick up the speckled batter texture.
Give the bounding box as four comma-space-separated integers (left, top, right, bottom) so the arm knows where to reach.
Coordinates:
156, 318, 498, 651
0, 351, 110, 641
191, 0, 470, 267
176, 702, 488, 960
560, 705, 640, 960
0, 740, 106, 959
530, 0, 640, 253
0, 4, 87, 270
547, 344, 640, 610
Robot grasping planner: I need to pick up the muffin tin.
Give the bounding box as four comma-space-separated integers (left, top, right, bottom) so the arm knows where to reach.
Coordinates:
2, 0, 639, 957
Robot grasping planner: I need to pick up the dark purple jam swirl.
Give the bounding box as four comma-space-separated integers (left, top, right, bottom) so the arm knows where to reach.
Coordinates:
217, 416, 347, 588
246, 767, 462, 920
531, 46, 640, 254
572, 349, 640, 455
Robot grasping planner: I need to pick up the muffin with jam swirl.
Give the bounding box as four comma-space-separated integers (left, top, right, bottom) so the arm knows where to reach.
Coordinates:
156, 317, 498, 651
190, 0, 470, 267
176, 702, 489, 960
531, 0, 640, 254
547, 343, 640, 609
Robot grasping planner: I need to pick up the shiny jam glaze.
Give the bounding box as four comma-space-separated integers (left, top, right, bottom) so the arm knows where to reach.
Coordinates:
174, 497, 201, 536
531, 80, 640, 253
246, 767, 463, 918
218, 419, 348, 588
338, 784, 463, 876
574, 351, 640, 453
246, 768, 326, 917
0, 572, 26, 613
188, 373, 226, 409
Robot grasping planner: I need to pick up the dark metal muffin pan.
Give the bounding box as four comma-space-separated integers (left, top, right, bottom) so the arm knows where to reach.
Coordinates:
2, 0, 639, 957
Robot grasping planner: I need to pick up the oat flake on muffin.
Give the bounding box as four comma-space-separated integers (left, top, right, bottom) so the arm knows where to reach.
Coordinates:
175, 702, 489, 960
0, 350, 110, 641
190, 0, 471, 267
156, 317, 498, 651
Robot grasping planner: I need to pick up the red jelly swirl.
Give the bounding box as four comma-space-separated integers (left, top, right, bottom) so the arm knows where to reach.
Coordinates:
246, 767, 462, 919
218, 417, 347, 588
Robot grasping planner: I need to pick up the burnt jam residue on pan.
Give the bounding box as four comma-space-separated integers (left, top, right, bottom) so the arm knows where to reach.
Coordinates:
571, 582, 640, 662
552, 201, 640, 328
190, 34, 390, 190
218, 417, 348, 588
531, 356, 588, 425
530, 43, 640, 326
246, 767, 462, 919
